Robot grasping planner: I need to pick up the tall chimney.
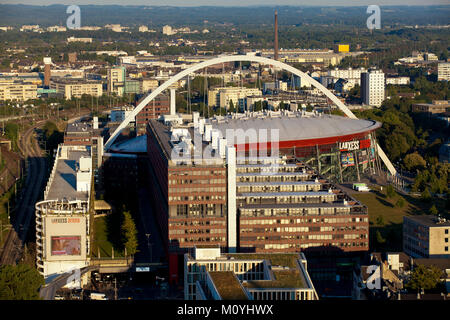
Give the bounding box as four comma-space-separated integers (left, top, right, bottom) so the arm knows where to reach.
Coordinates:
43, 57, 52, 88
274, 11, 279, 61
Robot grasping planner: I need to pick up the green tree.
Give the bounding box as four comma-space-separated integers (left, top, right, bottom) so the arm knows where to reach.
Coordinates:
229, 100, 235, 113
376, 215, 385, 226
0, 264, 44, 300
395, 197, 405, 208
429, 204, 438, 216
121, 211, 138, 256
403, 152, 426, 171
386, 184, 396, 199
421, 187, 432, 203
376, 230, 386, 245
406, 264, 442, 293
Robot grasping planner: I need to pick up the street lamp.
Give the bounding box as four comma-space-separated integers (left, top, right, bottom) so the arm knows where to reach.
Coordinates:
145, 233, 152, 262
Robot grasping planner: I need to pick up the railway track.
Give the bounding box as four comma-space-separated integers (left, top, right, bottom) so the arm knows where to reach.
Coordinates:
0, 121, 47, 265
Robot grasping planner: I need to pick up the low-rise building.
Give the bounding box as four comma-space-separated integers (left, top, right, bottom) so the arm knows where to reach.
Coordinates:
67, 36, 93, 43
412, 100, 450, 115
386, 76, 410, 85
184, 247, 319, 300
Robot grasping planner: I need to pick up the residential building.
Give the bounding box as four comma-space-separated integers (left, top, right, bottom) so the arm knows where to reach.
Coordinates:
110, 106, 134, 123
163, 25, 176, 35
141, 78, 159, 93
207, 87, 262, 109
184, 247, 318, 300
139, 26, 148, 32
438, 63, 450, 81
386, 76, 410, 85
361, 69, 385, 107
403, 215, 450, 259
328, 67, 367, 84
67, 36, 92, 43
107, 66, 126, 96
47, 26, 67, 32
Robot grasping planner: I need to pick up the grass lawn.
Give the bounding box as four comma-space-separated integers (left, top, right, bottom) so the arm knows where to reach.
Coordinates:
92, 216, 124, 258
351, 185, 446, 252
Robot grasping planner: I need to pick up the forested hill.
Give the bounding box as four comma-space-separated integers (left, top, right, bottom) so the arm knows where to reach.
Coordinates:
0, 4, 449, 28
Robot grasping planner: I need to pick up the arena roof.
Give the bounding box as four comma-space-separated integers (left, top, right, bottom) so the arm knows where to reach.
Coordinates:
211, 114, 381, 144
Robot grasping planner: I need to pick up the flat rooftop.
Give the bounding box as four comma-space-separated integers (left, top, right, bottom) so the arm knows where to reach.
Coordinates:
208, 272, 248, 300
66, 122, 93, 134
405, 215, 450, 227
242, 269, 306, 289
226, 253, 300, 268
46, 148, 90, 201
149, 119, 221, 163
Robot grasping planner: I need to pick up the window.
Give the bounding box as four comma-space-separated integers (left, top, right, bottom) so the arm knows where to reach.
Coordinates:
445, 247, 448, 252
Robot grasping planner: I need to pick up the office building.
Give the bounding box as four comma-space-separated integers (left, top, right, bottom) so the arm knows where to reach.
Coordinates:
361, 69, 385, 107
146, 110, 378, 283
0, 80, 37, 101
35, 144, 92, 279
51, 79, 102, 100
107, 66, 126, 96
135, 94, 170, 133
403, 215, 450, 259
184, 247, 318, 300
64, 122, 93, 146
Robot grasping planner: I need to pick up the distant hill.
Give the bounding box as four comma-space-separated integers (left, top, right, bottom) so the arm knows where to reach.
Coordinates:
0, 4, 449, 28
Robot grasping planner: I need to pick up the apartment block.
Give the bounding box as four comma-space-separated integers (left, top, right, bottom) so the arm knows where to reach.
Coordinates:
0, 80, 37, 101
403, 215, 450, 259
361, 69, 385, 107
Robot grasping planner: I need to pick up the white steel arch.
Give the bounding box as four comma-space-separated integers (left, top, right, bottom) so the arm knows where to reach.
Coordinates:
104, 55, 396, 176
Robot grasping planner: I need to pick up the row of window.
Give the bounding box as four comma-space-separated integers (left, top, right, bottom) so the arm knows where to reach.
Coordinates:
240, 217, 368, 225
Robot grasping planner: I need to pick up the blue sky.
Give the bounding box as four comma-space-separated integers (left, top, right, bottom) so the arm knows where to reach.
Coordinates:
1, 0, 449, 5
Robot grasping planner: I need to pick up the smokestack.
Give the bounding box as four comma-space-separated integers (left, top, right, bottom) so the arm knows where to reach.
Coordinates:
274, 11, 279, 61
43, 57, 52, 88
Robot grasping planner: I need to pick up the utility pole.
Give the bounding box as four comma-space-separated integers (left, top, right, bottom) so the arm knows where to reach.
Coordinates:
114, 277, 118, 300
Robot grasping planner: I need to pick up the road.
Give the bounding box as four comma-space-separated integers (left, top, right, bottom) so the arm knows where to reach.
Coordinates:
0, 120, 47, 265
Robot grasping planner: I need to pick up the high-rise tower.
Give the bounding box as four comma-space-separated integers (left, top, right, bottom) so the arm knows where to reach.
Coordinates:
274, 11, 279, 61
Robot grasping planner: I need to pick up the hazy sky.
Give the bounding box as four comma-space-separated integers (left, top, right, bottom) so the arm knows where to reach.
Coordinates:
0, 0, 449, 6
